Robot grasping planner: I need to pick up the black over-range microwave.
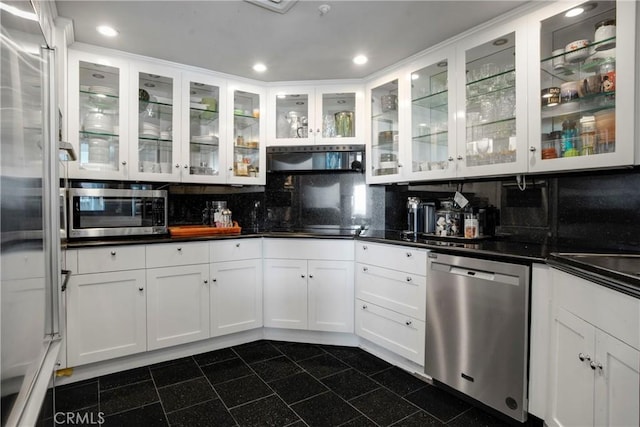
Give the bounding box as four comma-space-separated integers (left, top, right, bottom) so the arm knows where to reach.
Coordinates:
68, 188, 168, 238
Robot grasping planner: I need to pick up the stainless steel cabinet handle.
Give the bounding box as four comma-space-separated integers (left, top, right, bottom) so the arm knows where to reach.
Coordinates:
177, 247, 182, 252
121, 161, 127, 166
529, 146, 537, 152
362, 245, 368, 250
212, 278, 217, 283
229, 167, 233, 171
590, 361, 603, 370
406, 252, 412, 258
362, 304, 367, 310
448, 156, 454, 162
204, 280, 208, 284
309, 274, 314, 279
405, 320, 412, 326
363, 266, 369, 272
301, 274, 306, 278
236, 243, 240, 247
175, 163, 180, 168
184, 164, 189, 169
578, 353, 591, 362
397, 163, 403, 168
406, 276, 412, 282
138, 287, 144, 291
61, 269, 72, 292
110, 250, 116, 256
457, 155, 463, 160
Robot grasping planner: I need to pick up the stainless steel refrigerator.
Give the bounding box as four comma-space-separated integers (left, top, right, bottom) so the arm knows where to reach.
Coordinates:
1, 1, 63, 425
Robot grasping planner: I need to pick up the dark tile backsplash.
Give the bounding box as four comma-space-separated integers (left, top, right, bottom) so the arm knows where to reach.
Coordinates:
162, 167, 640, 251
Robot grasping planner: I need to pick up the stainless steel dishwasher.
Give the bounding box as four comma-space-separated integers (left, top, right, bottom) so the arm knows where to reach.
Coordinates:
425, 253, 530, 422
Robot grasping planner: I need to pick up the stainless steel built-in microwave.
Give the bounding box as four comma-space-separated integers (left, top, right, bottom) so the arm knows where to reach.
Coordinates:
68, 188, 168, 238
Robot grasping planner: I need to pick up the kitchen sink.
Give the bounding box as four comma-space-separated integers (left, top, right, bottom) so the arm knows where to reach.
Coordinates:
556, 253, 640, 278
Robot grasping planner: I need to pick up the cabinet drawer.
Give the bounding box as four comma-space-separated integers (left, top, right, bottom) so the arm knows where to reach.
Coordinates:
553, 268, 640, 350
355, 263, 426, 321
355, 299, 425, 365
210, 239, 262, 263
263, 238, 354, 261
77, 246, 145, 274
355, 242, 427, 275
146, 242, 209, 268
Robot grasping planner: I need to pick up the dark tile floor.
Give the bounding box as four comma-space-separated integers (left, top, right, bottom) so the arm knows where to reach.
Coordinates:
36, 340, 541, 426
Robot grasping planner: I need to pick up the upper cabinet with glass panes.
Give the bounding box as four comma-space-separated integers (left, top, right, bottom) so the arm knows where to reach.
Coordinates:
527, 0, 636, 173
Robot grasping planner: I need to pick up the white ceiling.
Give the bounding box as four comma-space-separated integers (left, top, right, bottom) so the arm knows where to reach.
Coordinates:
55, 0, 530, 82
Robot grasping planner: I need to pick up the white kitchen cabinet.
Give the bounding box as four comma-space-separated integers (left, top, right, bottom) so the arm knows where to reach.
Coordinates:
210, 239, 263, 337
180, 71, 228, 183
404, 46, 458, 181
527, 0, 636, 173
548, 308, 639, 427
128, 60, 182, 182
77, 245, 145, 274
263, 258, 308, 330
308, 260, 354, 333
227, 82, 266, 184
366, 71, 405, 183
263, 239, 355, 333
268, 84, 364, 146
546, 267, 640, 427
146, 264, 210, 350
67, 49, 130, 180
455, 19, 530, 178
354, 241, 427, 365
66, 269, 146, 366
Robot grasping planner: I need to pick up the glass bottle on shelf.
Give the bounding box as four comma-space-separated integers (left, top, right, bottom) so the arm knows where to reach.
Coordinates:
411, 60, 449, 172
188, 81, 220, 177
540, 1, 617, 160
233, 90, 260, 178
370, 79, 399, 177
465, 32, 517, 167
138, 73, 173, 174
322, 92, 356, 138
78, 61, 120, 172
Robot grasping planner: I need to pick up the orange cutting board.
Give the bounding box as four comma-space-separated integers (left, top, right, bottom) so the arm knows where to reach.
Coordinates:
169, 222, 241, 237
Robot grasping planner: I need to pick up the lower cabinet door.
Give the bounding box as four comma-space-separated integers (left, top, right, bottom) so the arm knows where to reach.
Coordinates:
66, 270, 146, 366
308, 260, 354, 333
210, 259, 263, 337
594, 330, 640, 427
547, 308, 595, 427
263, 259, 307, 330
355, 299, 425, 365
146, 264, 210, 350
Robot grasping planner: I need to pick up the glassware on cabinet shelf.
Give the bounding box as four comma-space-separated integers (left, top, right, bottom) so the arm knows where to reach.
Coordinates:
138, 73, 173, 173
188, 81, 220, 177
465, 33, 517, 167
540, 1, 617, 160
323, 92, 356, 138
411, 60, 449, 172
78, 61, 121, 171
275, 93, 308, 139
371, 79, 399, 176
233, 90, 260, 177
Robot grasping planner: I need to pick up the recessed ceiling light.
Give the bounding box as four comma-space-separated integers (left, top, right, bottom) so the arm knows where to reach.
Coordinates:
411, 74, 420, 80
276, 93, 286, 99
565, 7, 584, 17
353, 55, 368, 65
97, 25, 118, 37
437, 61, 448, 68
253, 63, 267, 73
493, 38, 508, 46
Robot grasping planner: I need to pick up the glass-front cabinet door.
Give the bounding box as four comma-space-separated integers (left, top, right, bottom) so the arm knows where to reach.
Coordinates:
314, 87, 363, 144
182, 73, 226, 183
528, 0, 635, 172
367, 73, 403, 183
229, 84, 265, 185
68, 51, 129, 180
129, 62, 181, 181
270, 87, 314, 145
406, 49, 456, 180
457, 24, 528, 177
